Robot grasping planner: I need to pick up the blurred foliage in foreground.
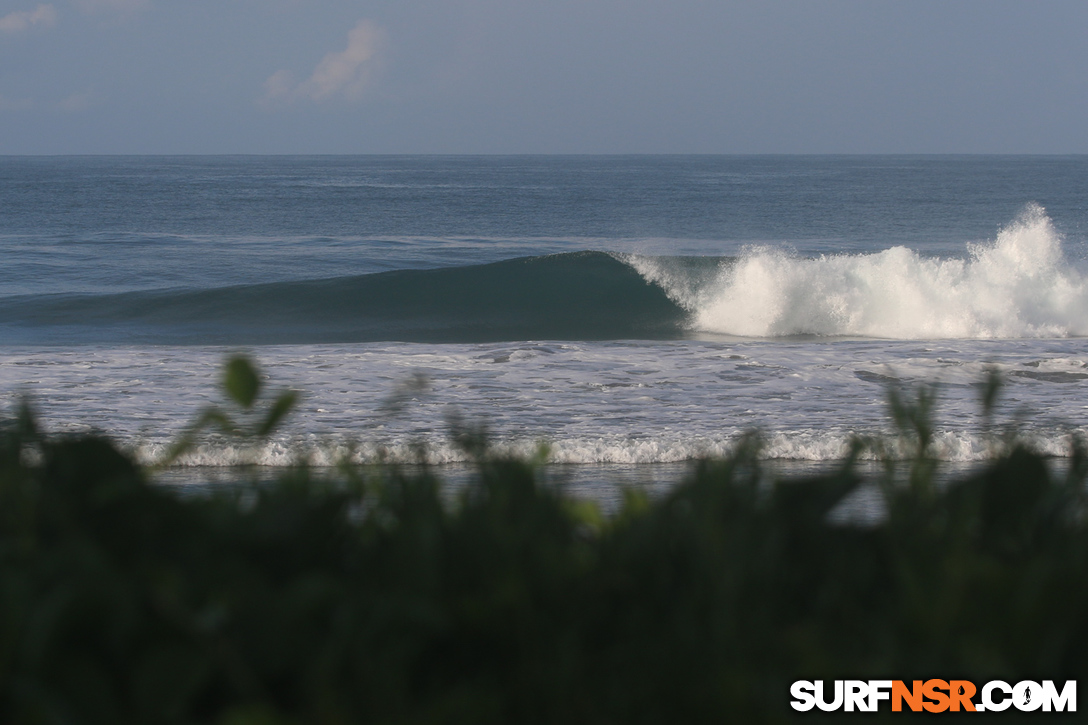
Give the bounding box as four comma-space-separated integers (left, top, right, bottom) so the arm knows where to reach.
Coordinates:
1, 358, 1086, 724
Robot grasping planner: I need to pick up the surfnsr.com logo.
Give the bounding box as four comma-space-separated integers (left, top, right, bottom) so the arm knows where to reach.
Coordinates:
790, 680, 1076, 713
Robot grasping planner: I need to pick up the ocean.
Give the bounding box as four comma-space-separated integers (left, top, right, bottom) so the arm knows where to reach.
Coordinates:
1, 155, 1087, 488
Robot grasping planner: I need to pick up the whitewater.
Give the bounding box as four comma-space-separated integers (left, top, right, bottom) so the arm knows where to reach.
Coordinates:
630, 203, 1088, 339
2, 156, 1087, 482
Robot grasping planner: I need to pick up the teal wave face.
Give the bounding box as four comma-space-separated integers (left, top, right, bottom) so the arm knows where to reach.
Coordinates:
0, 252, 688, 344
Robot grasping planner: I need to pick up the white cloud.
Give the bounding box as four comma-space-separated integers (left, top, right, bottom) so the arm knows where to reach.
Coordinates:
0, 4, 57, 34
263, 69, 297, 103
263, 20, 386, 106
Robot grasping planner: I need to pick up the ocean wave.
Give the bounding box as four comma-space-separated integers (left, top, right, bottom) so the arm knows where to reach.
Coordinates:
629, 204, 1088, 338
2, 206, 1085, 343
0, 252, 685, 344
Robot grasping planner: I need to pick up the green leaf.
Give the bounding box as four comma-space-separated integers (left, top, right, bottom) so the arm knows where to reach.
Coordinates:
980, 366, 1003, 418
201, 409, 240, 436
257, 391, 298, 437
224, 356, 261, 409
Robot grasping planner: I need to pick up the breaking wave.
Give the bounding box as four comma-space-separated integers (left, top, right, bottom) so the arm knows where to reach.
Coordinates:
136, 427, 1088, 468
2, 205, 1084, 343
630, 204, 1088, 338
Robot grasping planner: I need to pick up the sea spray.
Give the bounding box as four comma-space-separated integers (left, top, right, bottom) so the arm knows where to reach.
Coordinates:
627, 205, 1088, 339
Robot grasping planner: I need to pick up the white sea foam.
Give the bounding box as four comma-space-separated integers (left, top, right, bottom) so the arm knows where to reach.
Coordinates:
4, 338, 1088, 470
629, 205, 1088, 338
135, 426, 1087, 468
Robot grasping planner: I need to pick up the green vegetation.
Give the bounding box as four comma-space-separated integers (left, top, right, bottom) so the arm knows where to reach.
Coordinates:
1, 358, 1085, 723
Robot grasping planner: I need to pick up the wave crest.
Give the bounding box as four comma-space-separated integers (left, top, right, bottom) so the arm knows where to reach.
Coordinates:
631, 204, 1088, 339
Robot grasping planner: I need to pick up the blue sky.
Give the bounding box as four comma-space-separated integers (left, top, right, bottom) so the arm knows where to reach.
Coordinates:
1, 0, 1086, 154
